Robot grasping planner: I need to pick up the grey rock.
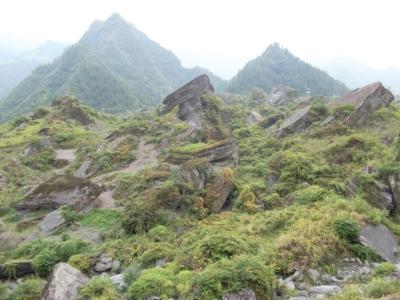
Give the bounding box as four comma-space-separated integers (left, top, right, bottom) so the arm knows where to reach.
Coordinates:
15, 175, 102, 212
156, 258, 167, 268
320, 115, 335, 126
307, 269, 320, 284
276, 105, 312, 138
177, 160, 214, 190
222, 288, 256, 300
0, 260, 34, 279
285, 280, 296, 290
247, 111, 262, 125
321, 275, 341, 284
289, 297, 311, 300
75, 160, 91, 178
340, 82, 394, 127
111, 260, 121, 273
267, 86, 298, 106
42, 263, 88, 300
0, 173, 8, 189
309, 285, 341, 295
110, 273, 125, 289
51, 96, 93, 125
39, 210, 66, 234
359, 224, 399, 262
94, 254, 113, 272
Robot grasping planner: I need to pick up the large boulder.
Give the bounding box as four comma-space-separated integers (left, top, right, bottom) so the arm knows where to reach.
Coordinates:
177, 159, 215, 190
222, 288, 256, 300
276, 105, 312, 137
340, 82, 394, 126
161, 74, 214, 114
51, 96, 93, 125
359, 224, 399, 262
206, 168, 235, 213
15, 175, 102, 211
161, 75, 227, 142
267, 86, 298, 106
42, 263, 89, 300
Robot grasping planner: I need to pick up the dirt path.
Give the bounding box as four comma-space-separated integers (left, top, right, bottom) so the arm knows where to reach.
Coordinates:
55, 149, 76, 162
123, 138, 158, 173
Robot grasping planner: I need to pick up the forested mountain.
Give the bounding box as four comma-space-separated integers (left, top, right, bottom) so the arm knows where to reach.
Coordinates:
227, 43, 348, 96
0, 14, 224, 122
0, 41, 65, 98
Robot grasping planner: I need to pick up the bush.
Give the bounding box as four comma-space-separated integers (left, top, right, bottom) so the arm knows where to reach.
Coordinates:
294, 185, 327, 205
127, 268, 175, 300
333, 217, 360, 243
32, 249, 59, 277
234, 185, 259, 213
67, 254, 92, 273
123, 263, 143, 288
79, 276, 119, 300
191, 255, 275, 299
366, 278, 400, 298
349, 244, 382, 262
373, 262, 396, 278
8, 278, 43, 300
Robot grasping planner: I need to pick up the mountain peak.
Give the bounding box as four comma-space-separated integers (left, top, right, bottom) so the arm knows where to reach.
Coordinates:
105, 12, 126, 24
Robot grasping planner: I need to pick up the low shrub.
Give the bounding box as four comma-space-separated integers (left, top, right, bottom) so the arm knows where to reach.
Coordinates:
294, 185, 328, 205
8, 278, 43, 300
79, 276, 120, 300
333, 217, 360, 243
366, 278, 400, 298
67, 254, 92, 273
372, 262, 396, 278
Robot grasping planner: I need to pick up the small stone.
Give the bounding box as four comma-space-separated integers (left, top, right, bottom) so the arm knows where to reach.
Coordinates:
111, 260, 121, 272
285, 280, 296, 290
110, 274, 125, 289
309, 285, 341, 296
94, 254, 113, 272
307, 269, 320, 284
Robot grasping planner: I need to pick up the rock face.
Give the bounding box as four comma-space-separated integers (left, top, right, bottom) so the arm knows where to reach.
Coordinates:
0, 260, 34, 279
222, 288, 256, 300
267, 86, 298, 105
162, 74, 214, 114
276, 105, 312, 137
51, 96, 93, 125
42, 263, 89, 300
247, 111, 262, 125
39, 210, 66, 234
94, 253, 113, 272
340, 82, 394, 126
359, 224, 399, 262
161, 75, 227, 141
177, 160, 214, 190
169, 140, 238, 168
15, 175, 102, 211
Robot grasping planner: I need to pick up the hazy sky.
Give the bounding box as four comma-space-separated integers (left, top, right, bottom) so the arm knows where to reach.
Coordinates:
1, 0, 399, 79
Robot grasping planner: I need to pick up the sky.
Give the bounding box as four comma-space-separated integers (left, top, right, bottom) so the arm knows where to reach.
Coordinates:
1, 0, 400, 79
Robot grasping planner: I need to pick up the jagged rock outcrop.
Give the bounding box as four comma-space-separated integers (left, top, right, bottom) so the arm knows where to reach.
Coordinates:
42, 263, 89, 300
161, 75, 227, 142
177, 159, 214, 189
0, 260, 34, 279
276, 105, 312, 137
267, 86, 298, 105
359, 224, 399, 262
39, 210, 66, 234
222, 288, 257, 300
15, 175, 102, 211
169, 139, 238, 168
340, 82, 394, 126
51, 96, 93, 125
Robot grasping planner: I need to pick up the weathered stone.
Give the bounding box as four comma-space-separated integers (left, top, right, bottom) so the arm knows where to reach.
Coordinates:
320, 115, 336, 126
206, 168, 234, 213
51, 96, 93, 125
94, 254, 113, 272
307, 269, 321, 284
339, 82, 394, 126
42, 263, 88, 300
177, 159, 214, 190
169, 140, 238, 168
267, 86, 298, 106
289, 297, 311, 300
0, 173, 8, 189
162, 74, 214, 114
0, 260, 34, 279
110, 273, 125, 289
39, 210, 66, 234
359, 224, 399, 262
247, 111, 262, 125
309, 285, 341, 296
15, 175, 102, 212
222, 288, 256, 300
75, 160, 92, 178
276, 105, 312, 138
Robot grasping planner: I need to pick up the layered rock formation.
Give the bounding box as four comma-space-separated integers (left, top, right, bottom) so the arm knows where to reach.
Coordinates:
267, 85, 298, 106
276, 105, 312, 137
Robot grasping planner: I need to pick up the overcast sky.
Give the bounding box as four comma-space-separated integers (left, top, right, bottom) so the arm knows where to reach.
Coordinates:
1, 0, 399, 79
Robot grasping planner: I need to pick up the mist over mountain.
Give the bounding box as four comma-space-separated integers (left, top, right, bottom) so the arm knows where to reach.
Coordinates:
227, 43, 348, 96
0, 41, 65, 98
319, 57, 400, 94
0, 14, 224, 121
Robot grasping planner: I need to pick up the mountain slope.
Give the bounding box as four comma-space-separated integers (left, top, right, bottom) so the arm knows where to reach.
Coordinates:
0, 13, 224, 121
0, 41, 65, 98
227, 43, 348, 96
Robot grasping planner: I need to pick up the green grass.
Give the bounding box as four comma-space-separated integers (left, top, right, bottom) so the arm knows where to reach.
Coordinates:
80, 209, 122, 230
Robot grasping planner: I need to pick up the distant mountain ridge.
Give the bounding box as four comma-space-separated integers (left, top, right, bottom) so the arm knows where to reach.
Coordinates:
0, 13, 224, 121
0, 41, 65, 99
227, 43, 348, 96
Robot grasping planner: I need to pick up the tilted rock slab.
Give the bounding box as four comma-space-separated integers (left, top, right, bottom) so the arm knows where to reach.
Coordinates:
42, 263, 88, 300
276, 105, 312, 138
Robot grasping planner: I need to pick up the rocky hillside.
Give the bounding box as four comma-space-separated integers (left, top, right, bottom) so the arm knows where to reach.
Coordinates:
227, 43, 349, 96
0, 14, 224, 122
1, 76, 400, 300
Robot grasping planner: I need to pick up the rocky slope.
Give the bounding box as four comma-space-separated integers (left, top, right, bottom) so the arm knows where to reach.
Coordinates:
0, 77, 400, 300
